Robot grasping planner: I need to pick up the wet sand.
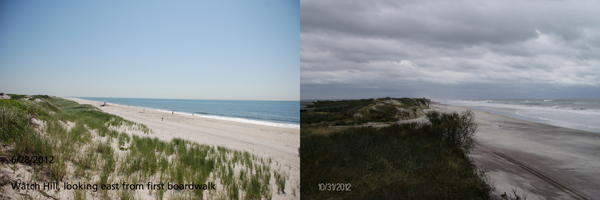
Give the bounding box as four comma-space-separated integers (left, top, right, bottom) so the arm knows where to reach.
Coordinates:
432, 103, 600, 200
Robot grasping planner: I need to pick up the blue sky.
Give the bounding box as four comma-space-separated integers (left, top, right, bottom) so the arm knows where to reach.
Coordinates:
0, 0, 299, 101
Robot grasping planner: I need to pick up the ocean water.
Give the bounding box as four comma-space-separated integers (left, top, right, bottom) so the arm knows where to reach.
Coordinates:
439, 99, 600, 134
77, 97, 299, 129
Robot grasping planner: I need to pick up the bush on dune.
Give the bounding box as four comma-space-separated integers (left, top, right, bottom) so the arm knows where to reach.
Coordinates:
426, 110, 477, 153
301, 110, 490, 199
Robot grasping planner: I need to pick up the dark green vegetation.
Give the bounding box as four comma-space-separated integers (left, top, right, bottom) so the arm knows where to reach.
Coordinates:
301, 101, 494, 199
301, 97, 430, 126
1, 94, 285, 199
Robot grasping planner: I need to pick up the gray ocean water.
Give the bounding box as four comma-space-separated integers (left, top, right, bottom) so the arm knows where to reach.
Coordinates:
77, 97, 299, 129
439, 98, 600, 133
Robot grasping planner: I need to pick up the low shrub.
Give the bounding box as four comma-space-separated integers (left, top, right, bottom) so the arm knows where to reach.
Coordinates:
301, 110, 490, 199
426, 110, 477, 153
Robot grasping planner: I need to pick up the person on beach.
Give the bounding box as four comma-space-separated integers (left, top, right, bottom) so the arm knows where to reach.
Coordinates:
172, 111, 174, 115
162, 117, 163, 121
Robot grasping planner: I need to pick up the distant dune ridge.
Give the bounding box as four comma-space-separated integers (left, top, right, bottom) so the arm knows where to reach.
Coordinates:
301, 97, 431, 127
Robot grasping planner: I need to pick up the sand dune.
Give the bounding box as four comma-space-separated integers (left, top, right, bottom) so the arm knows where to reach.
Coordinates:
66, 98, 300, 199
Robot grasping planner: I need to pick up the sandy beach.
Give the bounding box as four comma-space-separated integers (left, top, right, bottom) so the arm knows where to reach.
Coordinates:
66, 97, 300, 199
431, 103, 600, 200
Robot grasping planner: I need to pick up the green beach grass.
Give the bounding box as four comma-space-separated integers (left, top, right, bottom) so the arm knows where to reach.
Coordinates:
0, 94, 287, 199
300, 98, 495, 199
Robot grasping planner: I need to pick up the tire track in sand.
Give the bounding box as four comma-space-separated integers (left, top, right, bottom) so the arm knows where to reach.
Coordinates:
476, 143, 591, 200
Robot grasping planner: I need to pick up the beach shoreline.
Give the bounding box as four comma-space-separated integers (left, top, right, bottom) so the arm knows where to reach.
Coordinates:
65, 97, 301, 199
73, 97, 300, 129
431, 102, 600, 199
436, 99, 600, 134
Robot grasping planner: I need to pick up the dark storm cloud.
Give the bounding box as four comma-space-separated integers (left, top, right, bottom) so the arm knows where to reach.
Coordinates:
301, 0, 600, 99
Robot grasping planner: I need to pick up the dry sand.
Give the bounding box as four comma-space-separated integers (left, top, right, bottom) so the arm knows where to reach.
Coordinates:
66, 97, 300, 199
431, 103, 600, 200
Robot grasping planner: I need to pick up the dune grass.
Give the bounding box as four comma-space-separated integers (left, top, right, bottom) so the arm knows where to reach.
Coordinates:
301, 110, 492, 199
0, 101, 31, 143
301, 97, 429, 126
1, 95, 285, 199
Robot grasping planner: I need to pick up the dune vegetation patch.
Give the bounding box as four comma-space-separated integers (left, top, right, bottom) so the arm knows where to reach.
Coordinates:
301, 97, 494, 199
1, 95, 286, 199
301, 97, 430, 126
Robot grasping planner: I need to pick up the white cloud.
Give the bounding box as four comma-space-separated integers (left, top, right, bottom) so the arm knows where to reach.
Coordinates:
301, 0, 600, 99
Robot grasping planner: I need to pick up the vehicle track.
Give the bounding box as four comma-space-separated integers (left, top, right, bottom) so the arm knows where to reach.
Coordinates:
475, 143, 591, 200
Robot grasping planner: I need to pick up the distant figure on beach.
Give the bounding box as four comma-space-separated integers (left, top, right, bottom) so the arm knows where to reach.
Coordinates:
172, 111, 174, 115
162, 117, 163, 121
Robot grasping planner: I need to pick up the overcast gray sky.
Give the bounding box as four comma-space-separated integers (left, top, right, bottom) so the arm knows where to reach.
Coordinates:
301, 0, 600, 100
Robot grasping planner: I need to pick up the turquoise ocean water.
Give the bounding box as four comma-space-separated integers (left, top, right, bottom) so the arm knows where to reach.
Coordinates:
77, 97, 299, 129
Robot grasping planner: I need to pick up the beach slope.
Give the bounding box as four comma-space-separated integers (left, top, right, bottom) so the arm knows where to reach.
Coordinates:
67, 97, 300, 199
433, 103, 600, 200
